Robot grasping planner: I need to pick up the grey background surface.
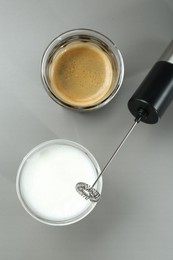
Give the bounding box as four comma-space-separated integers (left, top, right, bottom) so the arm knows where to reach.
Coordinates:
0, 0, 173, 259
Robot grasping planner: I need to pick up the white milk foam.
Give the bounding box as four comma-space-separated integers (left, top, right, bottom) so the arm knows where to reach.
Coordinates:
19, 143, 98, 222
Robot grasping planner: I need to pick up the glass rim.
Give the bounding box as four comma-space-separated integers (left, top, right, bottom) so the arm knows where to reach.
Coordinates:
16, 139, 102, 226
41, 28, 124, 111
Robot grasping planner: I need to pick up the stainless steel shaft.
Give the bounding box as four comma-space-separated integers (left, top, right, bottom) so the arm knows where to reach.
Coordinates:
90, 118, 140, 190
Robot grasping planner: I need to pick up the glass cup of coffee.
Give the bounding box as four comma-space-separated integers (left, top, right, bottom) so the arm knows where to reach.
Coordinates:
16, 139, 102, 225
41, 29, 124, 111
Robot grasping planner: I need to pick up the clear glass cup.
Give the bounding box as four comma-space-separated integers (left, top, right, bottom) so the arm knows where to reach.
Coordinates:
41, 28, 124, 111
16, 139, 102, 226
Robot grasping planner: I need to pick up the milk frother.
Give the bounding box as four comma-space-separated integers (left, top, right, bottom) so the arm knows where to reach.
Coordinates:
76, 39, 173, 202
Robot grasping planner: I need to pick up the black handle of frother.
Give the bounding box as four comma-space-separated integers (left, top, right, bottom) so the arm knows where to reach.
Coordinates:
128, 40, 173, 124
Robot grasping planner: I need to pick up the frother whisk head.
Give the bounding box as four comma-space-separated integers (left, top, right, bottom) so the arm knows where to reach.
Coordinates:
75, 182, 101, 202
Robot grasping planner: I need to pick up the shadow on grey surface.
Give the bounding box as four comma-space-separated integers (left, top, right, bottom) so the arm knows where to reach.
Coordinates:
124, 39, 168, 79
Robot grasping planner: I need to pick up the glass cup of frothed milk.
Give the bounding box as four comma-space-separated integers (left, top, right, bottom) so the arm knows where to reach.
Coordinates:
16, 140, 102, 225
41, 29, 124, 111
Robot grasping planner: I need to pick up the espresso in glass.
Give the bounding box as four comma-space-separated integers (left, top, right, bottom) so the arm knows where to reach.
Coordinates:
41, 29, 124, 111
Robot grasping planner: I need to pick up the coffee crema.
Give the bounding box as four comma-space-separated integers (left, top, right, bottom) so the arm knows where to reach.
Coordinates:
48, 41, 117, 107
